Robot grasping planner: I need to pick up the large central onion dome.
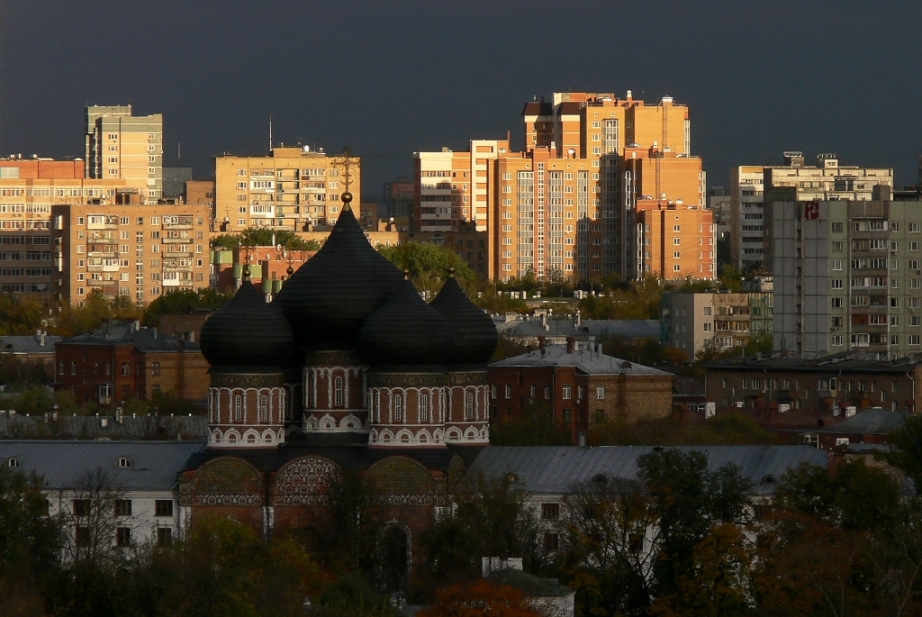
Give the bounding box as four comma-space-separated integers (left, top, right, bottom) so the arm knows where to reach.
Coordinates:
200, 278, 295, 367
430, 271, 498, 364
359, 278, 453, 366
274, 199, 404, 349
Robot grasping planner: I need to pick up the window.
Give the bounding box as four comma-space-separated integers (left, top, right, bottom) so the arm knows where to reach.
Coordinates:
75, 526, 91, 548
703, 323, 712, 332
116, 457, 130, 468
596, 386, 605, 400
504, 385, 511, 399
155, 500, 173, 517
703, 307, 712, 316
832, 222, 844, 233
562, 385, 572, 399
420, 393, 429, 421
541, 503, 560, 520
115, 500, 132, 516
73, 499, 89, 517
563, 408, 572, 423
258, 395, 268, 422
121, 362, 130, 376
595, 409, 606, 424
831, 279, 843, 289
544, 386, 551, 399
156, 528, 172, 546
116, 527, 131, 548
151, 362, 160, 376
831, 298, 843, 308
334, 376, 343, 406
543, 532, 559, 551
234, 395, 243, 422
911, 336, 921, 346
464, 392, 474, 420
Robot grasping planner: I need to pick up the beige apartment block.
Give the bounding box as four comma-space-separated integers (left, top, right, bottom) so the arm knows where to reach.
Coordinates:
661, 290, 770, 359
414, 139, 511, 233
0, 157, 128, 301
214, 147, 359, 234
85, 105, 163, 202
51, 201, 211, 306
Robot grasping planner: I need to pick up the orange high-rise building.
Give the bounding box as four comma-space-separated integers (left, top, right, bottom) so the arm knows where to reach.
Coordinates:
487, 91, 709, 282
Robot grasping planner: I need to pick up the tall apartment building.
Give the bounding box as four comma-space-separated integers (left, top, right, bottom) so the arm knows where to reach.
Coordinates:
51, 200, 211, 306
414, 139, 511, 233
731, 152, 894, 271
485, 92, 709, 282
767, 191, 922, 359
214, 146, 358, 233
0, 157, 128, 300
85, 105, 163, 202
384, 178, 414, 220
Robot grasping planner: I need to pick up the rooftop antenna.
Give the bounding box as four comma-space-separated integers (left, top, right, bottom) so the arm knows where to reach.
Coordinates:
269, 115, 273, 152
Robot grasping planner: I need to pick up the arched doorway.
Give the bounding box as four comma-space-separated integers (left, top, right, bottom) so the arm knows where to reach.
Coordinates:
379, 523, 410, 593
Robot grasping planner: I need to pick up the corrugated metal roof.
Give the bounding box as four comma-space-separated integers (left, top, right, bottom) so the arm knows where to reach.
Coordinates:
496, 319, 660, 341
0, 440, 206, 491
58, 321, 200, 352
817, 408, 906, 435
467, 445, 829, 495
0, 335, 61, 354
490, 344, 671, 376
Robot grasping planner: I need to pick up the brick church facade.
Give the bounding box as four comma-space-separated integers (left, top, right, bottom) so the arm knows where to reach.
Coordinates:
178, 191, 497, 577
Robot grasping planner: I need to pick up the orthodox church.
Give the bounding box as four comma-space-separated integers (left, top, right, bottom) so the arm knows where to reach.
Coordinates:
179, 191, 497, 559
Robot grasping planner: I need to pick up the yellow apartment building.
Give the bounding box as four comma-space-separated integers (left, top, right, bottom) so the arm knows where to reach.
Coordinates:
85, 105, 163, 202
213, 146, 360, 234
51, 200, 211, 306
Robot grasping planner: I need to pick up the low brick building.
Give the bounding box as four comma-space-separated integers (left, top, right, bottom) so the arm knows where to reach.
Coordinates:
488, 340, 674, 442
54, 321, 209, 405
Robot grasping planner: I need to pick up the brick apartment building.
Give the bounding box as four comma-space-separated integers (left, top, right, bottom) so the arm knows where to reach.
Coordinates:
51, 198, 212, 305
489, 339, 674, 442
705, 352, 922, 417
54, 321, 209, 405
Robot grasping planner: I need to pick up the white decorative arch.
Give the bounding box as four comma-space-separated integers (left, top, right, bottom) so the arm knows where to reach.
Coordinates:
243, 429, 261, 444
396, 429, 413, 444
417, 429, 432, 444
340, 413, 362, 430
318, 413, 336, 430
479, 425, 489, 438
464, 426, 479, 439
262, 430, 276, 444
304, 416, 319, 430
446, 427, 462, 442
211, 429, 223, 444
225, 429, 241, 444
433, 428, 444, 442
379, 429, 394, 444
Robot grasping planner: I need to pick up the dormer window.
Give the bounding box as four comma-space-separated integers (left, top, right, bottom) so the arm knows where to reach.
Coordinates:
116, 457, 131, 468
7, 457, 19, 468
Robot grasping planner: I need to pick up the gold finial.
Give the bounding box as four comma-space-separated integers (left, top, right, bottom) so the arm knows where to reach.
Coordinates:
448, 267, 456, 278
242, 264, 251, 281
286, 265, 294, 277
403, 269, 411, 281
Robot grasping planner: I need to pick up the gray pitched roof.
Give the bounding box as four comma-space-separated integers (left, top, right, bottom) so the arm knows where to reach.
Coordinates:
58, 321, 200, 353
490, 344, 672, 376
0, 413, 208, 440
0, 440, 206, 491
467, 445, 829, 496
817, 407, 906, 435
0, 335, 60, 354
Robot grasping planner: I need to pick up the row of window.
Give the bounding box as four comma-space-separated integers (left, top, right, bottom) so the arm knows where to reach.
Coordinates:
493, 384, 606, 400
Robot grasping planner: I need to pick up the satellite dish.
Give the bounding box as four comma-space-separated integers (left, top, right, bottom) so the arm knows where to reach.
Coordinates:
276, 244, 283, 251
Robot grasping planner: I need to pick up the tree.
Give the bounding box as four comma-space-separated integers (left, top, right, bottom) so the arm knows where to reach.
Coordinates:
53, 289, 144, 337
557, 477, 658, 616
0, 466, 63, 617
490, 400, 573, 446
883, 414, 922, 489
378, 242, 478, 294
211, 227, 321, 251
636, 450, 751, 599
418, 578, 542, 617
142, 287, 231, 326
310, 574, 398, 617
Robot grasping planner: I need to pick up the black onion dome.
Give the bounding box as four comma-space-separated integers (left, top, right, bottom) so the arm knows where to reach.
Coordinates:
274, 206, 404, 349
200, 280, 294, 367
431, 275, 498, 364
358, 279, 453, 366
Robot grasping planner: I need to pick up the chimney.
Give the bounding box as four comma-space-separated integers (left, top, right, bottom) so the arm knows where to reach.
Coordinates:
578, 432, 587, 447
538, 336, 546, 356
541, 313, 547, 328
153, 327, 158, 340
575, 310, 581, 327
566, 336, 575, 354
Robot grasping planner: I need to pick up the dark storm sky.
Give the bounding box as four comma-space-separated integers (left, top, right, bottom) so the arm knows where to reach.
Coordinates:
2, 1, 921, 200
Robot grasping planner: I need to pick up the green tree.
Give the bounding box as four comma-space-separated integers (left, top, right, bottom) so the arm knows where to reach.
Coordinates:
490, 400, 573, 446
378, 242, 478, 294
211, 227, 321, 250
142, 287, 231, 326
883, 414, 922, 489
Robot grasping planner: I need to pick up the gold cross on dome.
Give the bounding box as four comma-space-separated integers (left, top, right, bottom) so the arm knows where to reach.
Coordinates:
331, 146, 359, 196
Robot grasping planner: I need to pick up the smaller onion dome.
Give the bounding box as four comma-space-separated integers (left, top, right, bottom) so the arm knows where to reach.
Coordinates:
431, 271, 498, 364
200, 278, 295, 367
359, 278, 453, 366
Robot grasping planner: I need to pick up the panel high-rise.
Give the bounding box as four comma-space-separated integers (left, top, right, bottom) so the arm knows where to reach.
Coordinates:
85, 105, 163, 202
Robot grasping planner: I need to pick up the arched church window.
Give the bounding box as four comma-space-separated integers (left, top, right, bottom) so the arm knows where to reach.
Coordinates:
420, 393, 429, 422
394, 394, 404, 422
334, 376, 344, 407
234, 395, 243, 422
464, 392, 474, 420
259, 394, 269, 422
281, 390, 290, 421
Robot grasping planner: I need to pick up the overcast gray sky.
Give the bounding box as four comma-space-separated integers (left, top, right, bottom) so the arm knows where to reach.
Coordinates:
2, 1, 920, 200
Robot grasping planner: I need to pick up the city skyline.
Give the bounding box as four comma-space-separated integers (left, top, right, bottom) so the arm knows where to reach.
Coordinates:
1, 1, 921, 200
